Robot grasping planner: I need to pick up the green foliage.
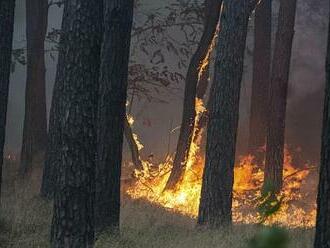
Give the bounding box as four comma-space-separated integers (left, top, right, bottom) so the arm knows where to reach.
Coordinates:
249, 183, 289, 248
248, 227, 289, 248
257, 182, 283, 224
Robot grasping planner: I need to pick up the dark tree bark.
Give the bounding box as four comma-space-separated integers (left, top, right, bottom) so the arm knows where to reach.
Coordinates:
198, 0, 256, 228
263, 0, 297, 194
314, 12, 330, 248
248, 0, 272, 159
165, 0, 222, 191
50, 0, 103, 247
0, 0, 15, 201
39, 4, 61, 201
124, 117, 143, 170
20, 0, 48, 175
196, 65, 210, 100
95, 0, 134, 233
40, 89, 58, 199
40, 2, 140, 201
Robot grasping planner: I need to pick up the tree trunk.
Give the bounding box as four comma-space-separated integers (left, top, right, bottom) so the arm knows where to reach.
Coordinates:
95, 0, 134, 234
0, 0, 15, 201
263, 0, 297, 194
165, 0, 222, 191
193, 79, 216, 146
20, 0, 48, 176
314, 11, 330, 248
248, 0, 272, 159
50, 0, 103, 247
197, 0, 254, 228
40, 89, 58, 199
124, 117, 143, 170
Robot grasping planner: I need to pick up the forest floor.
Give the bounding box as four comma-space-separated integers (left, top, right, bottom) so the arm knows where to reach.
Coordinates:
0, 162, 314, 248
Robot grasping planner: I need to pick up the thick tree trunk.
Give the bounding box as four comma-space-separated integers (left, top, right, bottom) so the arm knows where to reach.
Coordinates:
50, 0, 103, 247
314, 12, 330, 248
165, 0, 222, 191
197, 0, 253, 228
95, 0, 134, 233
263, 0, 297, 194
248, 0, 272, 159
20, 0, 48, 176
0, 0, 15, 201
124, 117, 143, 170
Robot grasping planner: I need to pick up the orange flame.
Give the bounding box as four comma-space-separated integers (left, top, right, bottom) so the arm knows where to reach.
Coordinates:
126, 135, 316, 228
125, 35, 316, 227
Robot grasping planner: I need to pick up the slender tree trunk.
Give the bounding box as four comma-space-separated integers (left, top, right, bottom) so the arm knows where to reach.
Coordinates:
193, 80, 216, 145
124, 117, 143, 170
196, 65, 210, 100
248, 0, 272, 159
95, 0, 134, 233
20, 0, 48, 176
50, 0, 103, 247
314, 12, 330, 248
263, 0, 297, 194
40, 91, 57, 199
198, 0, 255, 228
0, 0, 15, 201
165, 0, 222, 191
191, 70, 210, 147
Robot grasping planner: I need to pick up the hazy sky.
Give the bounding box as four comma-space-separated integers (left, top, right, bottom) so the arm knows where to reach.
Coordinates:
5, 0, 329, 163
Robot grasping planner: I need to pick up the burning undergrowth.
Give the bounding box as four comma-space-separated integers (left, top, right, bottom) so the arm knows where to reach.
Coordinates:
125, 146, 317, 228
125, 97, 317, 228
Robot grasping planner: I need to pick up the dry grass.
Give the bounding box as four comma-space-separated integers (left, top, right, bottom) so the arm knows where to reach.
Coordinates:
0, 162, 315, 248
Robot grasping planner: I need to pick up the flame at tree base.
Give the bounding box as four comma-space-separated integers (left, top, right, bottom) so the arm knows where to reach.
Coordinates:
126, 148, 317, 228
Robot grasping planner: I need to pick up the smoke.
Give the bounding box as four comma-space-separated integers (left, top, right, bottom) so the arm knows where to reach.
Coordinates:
5, 0, 329, 164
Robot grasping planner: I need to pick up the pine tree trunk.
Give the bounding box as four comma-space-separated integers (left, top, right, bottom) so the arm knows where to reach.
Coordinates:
197, 0, 253, 228
314, 11, 330, 248
40, 93, 57, 199
0, 0, 15, 201
20, 0, 48, 176
165, 0, 222, 191
50, 0, 103, 247
263, 0, 297, 194
124, 117, 143, 170
95, 0, 134, 233
248, 0, 272, 159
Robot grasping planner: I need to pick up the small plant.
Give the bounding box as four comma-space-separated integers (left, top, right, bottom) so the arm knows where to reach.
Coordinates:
248, 227, 289, 248
248, 182, 289, 248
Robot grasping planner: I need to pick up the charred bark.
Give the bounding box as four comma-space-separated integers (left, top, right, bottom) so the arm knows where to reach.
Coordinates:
20, 0, 48, 176
248, 0, 272, 159
198, 0, 254, 228
95, 0, 134, 233
314, 11, 330, 248
0, 0, 15, 201
124, 117, 143, 170
50, 0, 103, 247
263, 0, 297, 194
165, 0, 222, 191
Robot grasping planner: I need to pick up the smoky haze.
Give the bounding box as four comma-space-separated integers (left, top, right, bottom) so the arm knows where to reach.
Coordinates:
5, 0, 329, 164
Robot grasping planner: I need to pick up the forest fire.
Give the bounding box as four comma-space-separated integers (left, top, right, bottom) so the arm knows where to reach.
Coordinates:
126, 142, 317, 228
